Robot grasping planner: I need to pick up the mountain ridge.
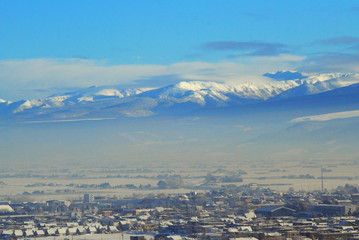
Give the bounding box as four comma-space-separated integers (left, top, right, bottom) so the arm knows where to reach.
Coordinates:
1, 71, 359, 121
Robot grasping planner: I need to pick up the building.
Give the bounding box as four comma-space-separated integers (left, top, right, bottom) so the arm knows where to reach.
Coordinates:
84, 193, 94, 203
311, 204, 345, 216
255, 206, 295, 218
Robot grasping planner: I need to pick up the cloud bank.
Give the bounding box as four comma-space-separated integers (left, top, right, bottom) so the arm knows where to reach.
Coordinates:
316, 36, 359, 45
0, 55, 305, 100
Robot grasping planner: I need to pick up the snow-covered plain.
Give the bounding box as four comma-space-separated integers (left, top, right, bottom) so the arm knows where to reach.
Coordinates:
291, 110, 359, 123
2, 159, 359, 202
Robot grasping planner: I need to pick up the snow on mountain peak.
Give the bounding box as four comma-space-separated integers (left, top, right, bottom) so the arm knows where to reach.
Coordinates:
14, 99, 43, 113
0, 98, 6, 103
175, 81, 229, 92
95, 89, 124, 98
305, 72, 355, 83
152, 80, 299, 106
13, 95, 70, 113
300, 73, 359, 91
47, 95, 70, 105
6, 71, 359, 116
78, 96, 94, 102
168, 72, 359, 104
94, 87, 155, 99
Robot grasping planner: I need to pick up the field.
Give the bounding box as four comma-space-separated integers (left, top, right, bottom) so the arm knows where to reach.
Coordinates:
1, 159, 359, 202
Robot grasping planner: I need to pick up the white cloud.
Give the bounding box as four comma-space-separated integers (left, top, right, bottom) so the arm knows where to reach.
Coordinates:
0, 59, 163, 92
297, 53, 359, 73
24, 118, 116, 124
251, 54, 306, 63
0, 55, 305, 100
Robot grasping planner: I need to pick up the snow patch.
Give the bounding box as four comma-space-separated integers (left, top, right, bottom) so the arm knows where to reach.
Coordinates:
158, 80, 301, 105
95, 89, 124, 98
14, 99, 43, 113
46, 95, 70, 107
78, 96, 94, 102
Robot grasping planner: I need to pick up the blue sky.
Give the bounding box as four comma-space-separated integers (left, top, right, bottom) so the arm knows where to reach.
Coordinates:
1, 0, 359, 100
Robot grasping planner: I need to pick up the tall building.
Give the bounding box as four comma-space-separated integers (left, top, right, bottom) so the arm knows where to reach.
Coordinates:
84, 193, 94, 203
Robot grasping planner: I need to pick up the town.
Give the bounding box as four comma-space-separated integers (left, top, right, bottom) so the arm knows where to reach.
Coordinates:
2, 183, 359, 240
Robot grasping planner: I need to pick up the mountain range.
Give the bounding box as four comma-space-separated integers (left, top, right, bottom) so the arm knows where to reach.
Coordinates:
1, 71, 359, 122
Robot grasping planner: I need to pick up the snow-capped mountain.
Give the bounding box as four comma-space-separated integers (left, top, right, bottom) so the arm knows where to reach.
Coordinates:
2, 71, 359, 120
138, 80, 298, 106
10, 86, 154, 114
271, 72, 359, 99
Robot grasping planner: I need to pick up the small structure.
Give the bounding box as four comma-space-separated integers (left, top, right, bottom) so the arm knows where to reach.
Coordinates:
1, 230, 13, 237
56, 227, 67, 236
35, 229, 45, 237
67, 227, 77, 235
24, 229, 34, 237
87, 226, 97, 234
77, 226, 87, 235
108, 225, 120, 233
98, 227, 108, 234
46, 228, 57, 236
13, 230, 23, 238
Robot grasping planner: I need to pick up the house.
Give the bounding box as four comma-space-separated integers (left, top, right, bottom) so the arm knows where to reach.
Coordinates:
35, 229, 45, 237
77, 226, 87, 235
108, 225, 120, 233
67, 227, 77, 235
13, 230, 23, 238
56, 227, 67, 236
262, 232, 282, 240
66, 222, 79, 227
239, 226, 252, 232
98, 227, 108, 234
46, 228, 57, 236
87, 226, 97, 234
167, 235, 183, 240
1, 229, 13, 237
24, 229, 34, 237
